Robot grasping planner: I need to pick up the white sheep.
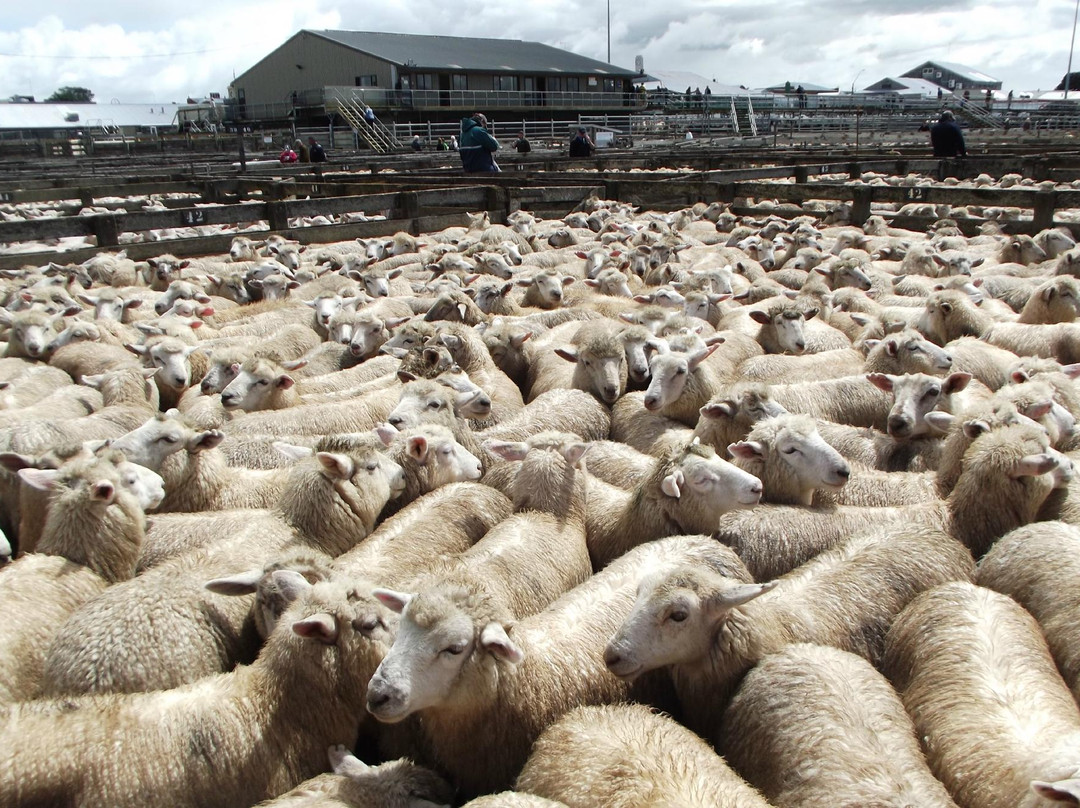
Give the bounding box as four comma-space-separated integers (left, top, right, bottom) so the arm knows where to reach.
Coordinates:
517, 703, 769, 808
719, 643, 959, 807
364, 534, 754, 799
883, 581, 1080, 808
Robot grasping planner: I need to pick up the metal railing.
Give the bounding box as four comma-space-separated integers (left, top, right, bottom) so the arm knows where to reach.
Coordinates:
326, 88, 401, 152
322, 86, 645, 112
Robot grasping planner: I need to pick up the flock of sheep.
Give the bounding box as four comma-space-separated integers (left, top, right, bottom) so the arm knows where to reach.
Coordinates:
2, 169, 1080, 807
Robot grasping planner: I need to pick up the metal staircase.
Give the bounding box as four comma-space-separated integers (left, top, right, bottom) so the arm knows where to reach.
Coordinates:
326, 89, 402, 153
953, 96, 1004, 130
729, 96, 758, 136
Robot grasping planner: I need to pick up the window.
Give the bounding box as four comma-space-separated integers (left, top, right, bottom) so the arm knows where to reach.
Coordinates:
603, 78, 618, 92
412, 73, 434, 90
565, 77, 580, 92
923, 67, 933, 76
354, 75, 378, 87
451, 74, 468, 90
548, 77, 563, 92
494, 75, 518, 91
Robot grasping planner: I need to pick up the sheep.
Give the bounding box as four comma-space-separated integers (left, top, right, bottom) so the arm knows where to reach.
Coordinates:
883, 581, 1080, 808
976, 521, 1080, 701
642, 343, 735, 426
0, 364, 72, 409
868, 370, 977, 440
125, 334, 209, 409
516, 703, 770, 808
364, 534, 752, 799
603, 523, 974, 746
1035, 226, 1077, 259
719, 643, 959, 808
518, 269, 575, 309
923, 289, 1080, 365
41, 438, 407, 696
527, 322, 629, 405
77, 286, 147, 323
1018, 275, 1080, 324
462, 794, 567, 807
727, 413, 851, 506
479, 388, 611, 444
253, 745, 455, 808
0, 452, 160, 702
738, 301, 827, 354
715, 375, 892, 431
0, 308, 66, 359
581, 440, 761, 569
943, 336, 1020, 390
0, 578, 416, 808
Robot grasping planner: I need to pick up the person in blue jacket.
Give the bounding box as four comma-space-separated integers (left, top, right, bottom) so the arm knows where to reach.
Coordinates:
459, 113, 500, 172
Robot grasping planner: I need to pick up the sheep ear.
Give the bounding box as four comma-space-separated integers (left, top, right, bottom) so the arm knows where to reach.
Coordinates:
275, 375, 295, 390
204, 569, 263, 596
406, 435, 430, 463
1011, 453, 1061, 479
329, 745, 370, 778
17, 468, 60, 491
704, 581, 777, 617
924, 411, 956, 434
372, 588, 413, 614
944, 372, 972, 394
1031, 779, 1080, 803
0, 452, 37, 472
866, 372, 895, 393
483, 440, 529, 461
292, 613, 338, 644
280, 358, 307, 371
373, 425, 398, 447
561, 442, 588, 466
90, 480, 116, 502
273, 441, 313, 461
700, 401, 736, 419
748, 309, 772, 325
188, 430, 225, 453
316, 452, 354, 479
480, 622, 524, 665
1060, 363, 1080, 380
660, 468, 685, 498
271, 569, 314, 604
688, 344, 718, 371
554, 346, 579, 363
81, 373, 105, 388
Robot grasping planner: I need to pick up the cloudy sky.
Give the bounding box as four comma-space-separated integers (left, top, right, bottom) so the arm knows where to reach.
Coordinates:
0, 1, 1075, 103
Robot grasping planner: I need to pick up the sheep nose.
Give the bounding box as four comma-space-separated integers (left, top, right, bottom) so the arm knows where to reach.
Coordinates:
835, 466, 850, 479
366, 690, 392, 712
388, 415, 404, 428
200, 380, 213, 394
888, 416, 912, 435
750, 480, 763, 495
603, 647, 622, 669
794, 341, 806, 352
643, 395, 660, 411
551, 290, 562, 301
603, 386, 619, 403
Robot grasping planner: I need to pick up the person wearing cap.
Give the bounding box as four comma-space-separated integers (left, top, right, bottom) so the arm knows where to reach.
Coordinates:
930, 109, 966, 158
459, 113, 500, 172
568, 126, 594, 158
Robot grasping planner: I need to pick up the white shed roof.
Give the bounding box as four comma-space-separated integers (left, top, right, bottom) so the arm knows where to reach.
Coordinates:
0, 102, 180, 131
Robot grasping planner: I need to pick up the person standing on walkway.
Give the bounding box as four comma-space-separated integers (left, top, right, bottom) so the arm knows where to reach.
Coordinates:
459, 113, 500, 172
930, 110, 966, 158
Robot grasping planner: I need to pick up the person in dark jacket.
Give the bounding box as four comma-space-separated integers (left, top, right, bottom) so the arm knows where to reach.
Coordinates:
930, 110, 966, 157
568, 127, 594, 158
459, 113, 500, 172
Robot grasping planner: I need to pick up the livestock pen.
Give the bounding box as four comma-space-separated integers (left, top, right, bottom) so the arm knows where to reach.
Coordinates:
2, 143, 1080, 807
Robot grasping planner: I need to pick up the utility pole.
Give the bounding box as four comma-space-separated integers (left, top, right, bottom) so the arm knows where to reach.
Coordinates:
1068, 0, 1080, 99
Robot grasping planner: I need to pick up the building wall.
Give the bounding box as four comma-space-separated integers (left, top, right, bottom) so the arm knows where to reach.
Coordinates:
231, 31, 395, 110
902, 62, 1002, 92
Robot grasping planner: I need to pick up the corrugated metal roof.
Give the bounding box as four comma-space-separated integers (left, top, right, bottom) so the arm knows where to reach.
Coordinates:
638, 70, 757, 96
864, 77, 942, 97
0, 102, 180, 131
310, 30, 639, 77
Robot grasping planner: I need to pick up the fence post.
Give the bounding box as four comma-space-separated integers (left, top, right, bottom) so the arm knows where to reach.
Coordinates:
850, 186, 873, 226
266, 201, 290, 232
90, 214, 121, 248
1033, 190, 1057, 232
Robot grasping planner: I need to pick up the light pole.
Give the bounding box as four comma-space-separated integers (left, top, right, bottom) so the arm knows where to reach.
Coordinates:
607, 0, 611, 63
851, 69, 865, 103
1066, 0, 1080, 99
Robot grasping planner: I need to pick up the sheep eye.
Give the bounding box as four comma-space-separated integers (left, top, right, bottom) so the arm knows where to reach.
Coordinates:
160, 436, 178, 444
925, 387, 941, 398
427, 401, 442, 409
442, 643, 466, 656
668, 610, 688, 623
675, 368, 687, 376
352, 616, 380, 633
258, 379, 270, 386
365, 462, 378, 472
782, 447, 799, 455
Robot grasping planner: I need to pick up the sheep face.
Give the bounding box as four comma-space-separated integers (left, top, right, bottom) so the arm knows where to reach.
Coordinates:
662, 445, 763, 518
349, 316, 388, 359
155, 281, 209, 315
115, 460, 166, 511
8, 311, 61, 359
869, 372, 970, 440
79, 290, 142, 322
400, 426, 483, 484
112, 414, 223, 472
366, 588, 522, 724
387, 382, 457, 431
558, 341, 628, 406
305, 294, 346, 330
603, 568, 772, 680
876, 332, 954, 375
643, 346, 717, 411
220, 361, 294, 411
145, 341, 199, 390
434, 368, 491, 420
477, 253, 515, 280
749, 307, 815, 355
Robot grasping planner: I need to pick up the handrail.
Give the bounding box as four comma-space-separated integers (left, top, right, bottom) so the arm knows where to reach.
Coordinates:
730, 98, 740, 135
747, 96, 758, 136
953, 96, 1004, 129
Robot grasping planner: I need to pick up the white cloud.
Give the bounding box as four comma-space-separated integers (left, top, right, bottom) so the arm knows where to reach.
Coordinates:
0, 1, 1074, 102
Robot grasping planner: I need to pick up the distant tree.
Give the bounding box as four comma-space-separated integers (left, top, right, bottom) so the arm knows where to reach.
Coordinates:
45, 86, 94, 103
1056, 73, 1080, 92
